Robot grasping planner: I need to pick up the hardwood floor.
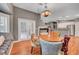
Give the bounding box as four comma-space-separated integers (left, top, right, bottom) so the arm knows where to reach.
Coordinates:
10, 40, 32, 55
9, 40, 41, 55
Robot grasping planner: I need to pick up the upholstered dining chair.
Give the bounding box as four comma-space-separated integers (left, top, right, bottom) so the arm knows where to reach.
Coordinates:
39, 39, 62, 55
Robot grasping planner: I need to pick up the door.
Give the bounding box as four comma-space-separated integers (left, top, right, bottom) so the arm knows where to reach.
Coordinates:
18, 18, 35, 40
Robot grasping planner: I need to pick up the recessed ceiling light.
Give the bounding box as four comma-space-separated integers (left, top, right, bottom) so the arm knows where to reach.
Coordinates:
76, 14, 79, 17
58, 18, 63, 20
58, 17, 63, 19
65, 16, 69, 18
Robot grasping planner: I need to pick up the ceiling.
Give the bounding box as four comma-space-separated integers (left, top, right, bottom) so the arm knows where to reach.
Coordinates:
13, 3, 79, 22
1, 3, 79, 22
0, 3, 13, 14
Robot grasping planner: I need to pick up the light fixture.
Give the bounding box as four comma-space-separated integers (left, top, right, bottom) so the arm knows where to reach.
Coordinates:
41, 3, 51, 17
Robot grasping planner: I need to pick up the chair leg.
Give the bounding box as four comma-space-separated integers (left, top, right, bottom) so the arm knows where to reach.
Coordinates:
40, 47, 42, 55
31, 47, 33, 54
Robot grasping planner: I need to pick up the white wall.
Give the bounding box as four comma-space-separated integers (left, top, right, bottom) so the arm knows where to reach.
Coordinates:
57, 21, 79, 36
75, 22, 79, 36
57, 22, 74, 28
57, 22, 75, 36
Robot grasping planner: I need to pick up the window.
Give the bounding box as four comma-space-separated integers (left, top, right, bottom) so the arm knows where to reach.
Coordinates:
0, 12, 10, 33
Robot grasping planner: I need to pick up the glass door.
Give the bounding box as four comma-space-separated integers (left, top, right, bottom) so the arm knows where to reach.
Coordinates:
18, 18, 35, 40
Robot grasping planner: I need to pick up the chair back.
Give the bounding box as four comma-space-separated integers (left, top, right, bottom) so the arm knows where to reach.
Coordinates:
40, 39, 62, 55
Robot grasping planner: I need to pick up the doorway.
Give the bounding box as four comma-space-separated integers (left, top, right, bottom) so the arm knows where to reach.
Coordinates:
18, 18, 36, 40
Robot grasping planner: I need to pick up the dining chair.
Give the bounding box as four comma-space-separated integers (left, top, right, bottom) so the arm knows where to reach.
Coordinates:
39, 39, 62, 55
